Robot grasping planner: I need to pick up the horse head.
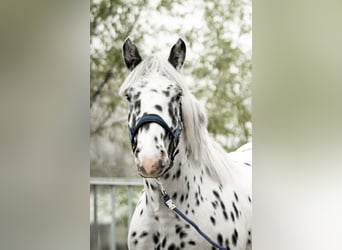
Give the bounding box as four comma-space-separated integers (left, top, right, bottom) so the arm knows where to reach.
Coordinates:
121, 38, 186, 178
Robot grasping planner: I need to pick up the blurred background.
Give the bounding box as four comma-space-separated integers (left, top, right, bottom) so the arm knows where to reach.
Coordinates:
1, 1, 342, 250
90, 0, 251, 249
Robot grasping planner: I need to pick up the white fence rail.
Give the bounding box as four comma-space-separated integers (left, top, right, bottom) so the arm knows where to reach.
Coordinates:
90, 178, 143, 250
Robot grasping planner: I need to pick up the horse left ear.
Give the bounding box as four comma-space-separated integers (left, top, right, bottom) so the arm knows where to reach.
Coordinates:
168, 38, 186, 70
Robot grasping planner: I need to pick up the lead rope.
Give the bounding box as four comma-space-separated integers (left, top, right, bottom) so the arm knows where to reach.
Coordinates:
155, 179, 226, 250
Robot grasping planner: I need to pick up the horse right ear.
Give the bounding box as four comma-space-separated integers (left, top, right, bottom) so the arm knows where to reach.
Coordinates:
168, 38, 186, 70
123, 38, 142, 70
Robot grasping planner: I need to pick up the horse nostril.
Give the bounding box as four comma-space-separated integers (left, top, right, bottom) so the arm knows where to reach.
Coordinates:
135, 147, 141, 157
160, 149, 166, 157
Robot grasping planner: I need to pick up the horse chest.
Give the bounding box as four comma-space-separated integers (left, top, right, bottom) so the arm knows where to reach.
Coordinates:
128, 187, 251, 250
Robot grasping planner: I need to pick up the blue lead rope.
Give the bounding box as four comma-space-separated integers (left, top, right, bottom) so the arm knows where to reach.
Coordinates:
159, 188, 226, 250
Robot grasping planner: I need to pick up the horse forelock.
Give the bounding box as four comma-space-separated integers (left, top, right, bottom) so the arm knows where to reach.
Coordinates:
119, 56, 184, 96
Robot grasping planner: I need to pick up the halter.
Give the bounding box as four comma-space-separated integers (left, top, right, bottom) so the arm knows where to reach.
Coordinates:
128, 113, 183, 160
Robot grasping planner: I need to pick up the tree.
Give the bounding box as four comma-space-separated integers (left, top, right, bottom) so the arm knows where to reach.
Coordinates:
90, 0, 251, 177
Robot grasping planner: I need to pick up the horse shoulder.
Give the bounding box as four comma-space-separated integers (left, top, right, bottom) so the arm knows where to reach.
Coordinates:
128, 192, 157, 249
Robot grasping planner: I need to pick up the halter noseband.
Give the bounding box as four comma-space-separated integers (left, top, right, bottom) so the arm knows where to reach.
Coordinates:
128, 114, 183, 160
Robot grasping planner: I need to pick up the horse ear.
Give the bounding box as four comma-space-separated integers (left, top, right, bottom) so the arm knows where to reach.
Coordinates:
123, 38, 142, 70
168, 38, 186, 70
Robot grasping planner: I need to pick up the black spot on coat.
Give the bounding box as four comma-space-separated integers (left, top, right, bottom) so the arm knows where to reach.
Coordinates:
155, 104, 162, 111
210, 216, 216, 225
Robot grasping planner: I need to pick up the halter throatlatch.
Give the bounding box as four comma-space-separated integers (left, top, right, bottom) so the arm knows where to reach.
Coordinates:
128, 114, 182, 160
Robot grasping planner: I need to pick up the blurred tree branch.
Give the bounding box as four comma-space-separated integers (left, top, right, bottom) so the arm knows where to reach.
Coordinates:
90, 0, 146, 109
90, 69, 112, 107
91, 114, 126, 136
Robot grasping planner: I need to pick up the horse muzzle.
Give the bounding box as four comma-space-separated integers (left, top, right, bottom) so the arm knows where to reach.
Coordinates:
137, 157, 170, 178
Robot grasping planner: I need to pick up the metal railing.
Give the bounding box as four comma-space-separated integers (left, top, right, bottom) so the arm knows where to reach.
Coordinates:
90, 178, 143, 250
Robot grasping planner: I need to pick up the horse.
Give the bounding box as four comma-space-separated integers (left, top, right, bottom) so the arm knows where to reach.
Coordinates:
119, 38, 252, 250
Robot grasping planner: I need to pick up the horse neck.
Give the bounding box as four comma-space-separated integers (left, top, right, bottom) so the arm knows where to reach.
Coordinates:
143, 138, 199, 212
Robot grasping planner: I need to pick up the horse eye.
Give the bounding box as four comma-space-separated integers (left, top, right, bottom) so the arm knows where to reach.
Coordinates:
125, 94, 131, 102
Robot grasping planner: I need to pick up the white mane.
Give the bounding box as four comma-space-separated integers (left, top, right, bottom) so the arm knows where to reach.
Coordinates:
120, 56, 236, 183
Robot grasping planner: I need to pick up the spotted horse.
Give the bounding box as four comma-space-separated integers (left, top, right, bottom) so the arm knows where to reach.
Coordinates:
120, 38, 252, 250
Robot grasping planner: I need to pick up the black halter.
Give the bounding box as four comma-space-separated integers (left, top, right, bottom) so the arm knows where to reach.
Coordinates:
128, 114, 183, 160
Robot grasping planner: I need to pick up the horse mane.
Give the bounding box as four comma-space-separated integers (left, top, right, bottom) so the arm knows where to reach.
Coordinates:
120, 56, 235, 183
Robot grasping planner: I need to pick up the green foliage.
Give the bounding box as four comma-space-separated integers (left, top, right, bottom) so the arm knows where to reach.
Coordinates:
90, 0, 251, 177
191, 0, 252, 150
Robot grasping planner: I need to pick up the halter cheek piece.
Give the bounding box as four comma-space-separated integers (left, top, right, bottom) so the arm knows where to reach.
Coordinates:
128, 114, 183, 160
